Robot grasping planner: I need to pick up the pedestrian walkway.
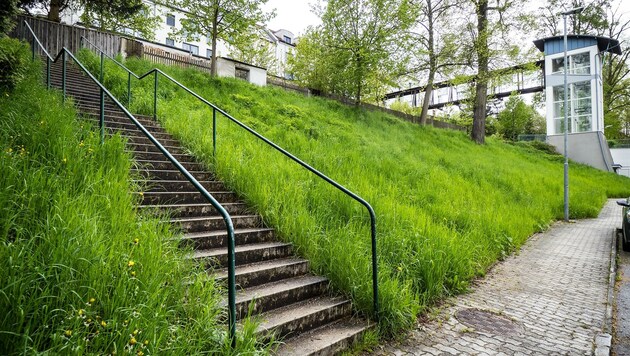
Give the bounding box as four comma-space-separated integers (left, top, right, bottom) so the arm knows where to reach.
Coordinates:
372, 200, 619, 355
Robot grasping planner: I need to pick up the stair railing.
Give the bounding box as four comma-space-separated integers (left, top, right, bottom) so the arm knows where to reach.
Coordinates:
79, 37, 380, 321
23, 21, 240, 347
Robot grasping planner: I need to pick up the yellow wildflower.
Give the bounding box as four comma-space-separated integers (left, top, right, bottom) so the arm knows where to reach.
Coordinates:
133, 238, 139, 244
130, 271, 136, 277
133, 329, 139, 336
62, 157, 67, 164
101, 321, 107, 327
144, 340, 149, 345
89, 297, 96, 304
137, 351, 144, 356
78, 309, 85, 316
128, 260, 135, 268
65, 329, 72, 337
129, 337, 137, 345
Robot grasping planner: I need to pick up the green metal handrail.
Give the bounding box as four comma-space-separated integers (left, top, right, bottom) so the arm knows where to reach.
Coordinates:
23, 21, 239, 347
81, 38, 380, 320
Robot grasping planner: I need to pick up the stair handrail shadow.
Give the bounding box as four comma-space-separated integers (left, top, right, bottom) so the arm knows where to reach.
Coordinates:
22, 21, 240, 347
80, 35, 381, 322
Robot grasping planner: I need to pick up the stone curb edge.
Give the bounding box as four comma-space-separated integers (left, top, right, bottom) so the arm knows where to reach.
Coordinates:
594, 228, 619, 356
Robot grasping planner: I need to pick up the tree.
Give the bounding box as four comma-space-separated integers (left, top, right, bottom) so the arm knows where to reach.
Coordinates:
496, 94, 545, 140
171, 0, 273, 77
79, 0, 159, 40
407, 0, 462, 124
535, 0, 610, 37
228, 30, 277, 73
460, 0, 525, 144
0, 0, 20, 34
320, 0, 414, 104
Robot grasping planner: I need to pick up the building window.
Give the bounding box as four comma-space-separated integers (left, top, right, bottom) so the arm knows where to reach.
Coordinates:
206, 48, 213, 58
166, 14, 175, 26
283, 35, 291, 44
551, 52, 590, 75
165, 38, 174, 47
552, 81, 592, 134
183, 43, 199, 55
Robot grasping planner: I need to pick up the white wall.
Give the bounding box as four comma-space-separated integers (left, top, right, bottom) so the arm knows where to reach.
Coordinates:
611, 148, 630, 177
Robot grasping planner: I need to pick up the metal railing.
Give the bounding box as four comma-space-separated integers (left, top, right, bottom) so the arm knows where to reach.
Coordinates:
22, 21, 239, 346
79, 35, 380, 320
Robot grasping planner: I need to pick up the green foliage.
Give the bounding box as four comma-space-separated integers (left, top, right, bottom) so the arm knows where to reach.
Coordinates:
496, 94, 545, 141
172, 0, 273, 76
0, 47, 267, 354
290, 0, 413, 104
79, 50, 630, 336
0, 0, 19, 34
0, 37, 30, 92
80, 0, 160, 40
229, 32, 277, 73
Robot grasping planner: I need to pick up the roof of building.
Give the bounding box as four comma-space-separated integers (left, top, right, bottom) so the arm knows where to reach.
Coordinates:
533, 35, 622, 55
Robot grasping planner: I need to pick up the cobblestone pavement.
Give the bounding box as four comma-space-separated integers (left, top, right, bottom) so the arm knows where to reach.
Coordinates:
371, 200, 619, 355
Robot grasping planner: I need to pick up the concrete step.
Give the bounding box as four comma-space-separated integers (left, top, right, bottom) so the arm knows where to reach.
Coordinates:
104, 125, 175, 141
132, 168, 213, 181
234, 275, 329, 319
194, 241, 293, 268
82, 114, 167, 133
215, 258, 310, 289
137, 191, 238, 205
79, 109, 157, 128
174, 214, 262, 233
138, 202, 250, 218
255, 296, 351, 342
274, 317, 372, 356
133, 158, 205, 172
127, 142, 186, 154
137, 179, 225, 192
129, 151, 198, 163
181, 227, 274, 250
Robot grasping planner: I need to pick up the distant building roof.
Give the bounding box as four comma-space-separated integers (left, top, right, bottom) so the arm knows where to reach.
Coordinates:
533, 35, 622, 55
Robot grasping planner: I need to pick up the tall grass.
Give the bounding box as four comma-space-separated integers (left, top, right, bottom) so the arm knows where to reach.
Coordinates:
78, 49, 630, 335
0, 42, 266, 355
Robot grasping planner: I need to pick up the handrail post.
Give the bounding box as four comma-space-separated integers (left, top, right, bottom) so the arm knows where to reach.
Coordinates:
62, 50, 66, 102
100, 52, 104, 82
46, 57, 51, 90
227, 228, 237, 348
31, 35, 35, 61
127, 72, 132, 106
212, 108, 217, 158
153, 71, 158, 121
369, 209, 379, 320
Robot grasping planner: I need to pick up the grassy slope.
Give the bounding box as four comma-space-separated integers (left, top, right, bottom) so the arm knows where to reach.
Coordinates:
81, 51, 630, 334
0, 42, 266, 355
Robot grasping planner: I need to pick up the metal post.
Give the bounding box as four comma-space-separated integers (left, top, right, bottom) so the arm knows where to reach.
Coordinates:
227, 229, 237, 348
128, 72, 132, 106
62, 50, 66, 103
560, 6, 584, 222
46, 57, 51, 90
369, 209, 379, 320
32, 36, 35, 61
154, 71, 158, 121
213, 108, 217, 158
563, 13, 569, 222
100, 52, 104, 82
100, 86, 105, 145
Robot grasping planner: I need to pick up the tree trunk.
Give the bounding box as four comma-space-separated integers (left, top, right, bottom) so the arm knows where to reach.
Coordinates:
471, 0, 488, 144
210, 8, 219, 77
48, 0, 63, 22
420, 0, 435, 126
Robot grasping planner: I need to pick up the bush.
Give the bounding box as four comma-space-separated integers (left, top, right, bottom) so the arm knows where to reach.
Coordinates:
0, 37, 30, 92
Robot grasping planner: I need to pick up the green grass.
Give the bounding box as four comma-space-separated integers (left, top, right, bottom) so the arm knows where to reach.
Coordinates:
78, 49, 630, 335
0, 41, 267, 355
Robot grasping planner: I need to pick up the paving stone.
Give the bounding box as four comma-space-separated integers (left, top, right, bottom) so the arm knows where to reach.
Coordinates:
369, 200, 619, 355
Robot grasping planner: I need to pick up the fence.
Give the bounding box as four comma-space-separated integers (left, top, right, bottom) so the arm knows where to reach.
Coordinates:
141, 45, 213, 73
11, 15, 122, 57
267, 75, 310, 95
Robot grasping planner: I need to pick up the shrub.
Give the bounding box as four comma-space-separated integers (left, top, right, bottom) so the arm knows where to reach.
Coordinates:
0, 37, 30, 92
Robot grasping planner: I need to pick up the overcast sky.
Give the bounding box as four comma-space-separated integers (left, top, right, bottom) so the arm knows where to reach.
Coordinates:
263, 0, 630, 38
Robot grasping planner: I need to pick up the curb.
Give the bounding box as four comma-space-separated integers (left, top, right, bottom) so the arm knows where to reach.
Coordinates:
595, 228, 619, 356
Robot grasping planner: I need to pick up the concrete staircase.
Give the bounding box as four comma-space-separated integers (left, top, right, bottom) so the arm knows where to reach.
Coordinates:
47, 59, 372, 355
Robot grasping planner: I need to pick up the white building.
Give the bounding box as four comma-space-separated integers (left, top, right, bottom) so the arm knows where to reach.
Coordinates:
533, 35, 622, 171
61, 1, 296, 78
